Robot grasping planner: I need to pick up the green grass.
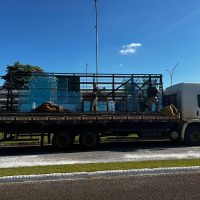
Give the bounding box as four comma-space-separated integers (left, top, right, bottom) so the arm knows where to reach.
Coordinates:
0, 159, 200, 177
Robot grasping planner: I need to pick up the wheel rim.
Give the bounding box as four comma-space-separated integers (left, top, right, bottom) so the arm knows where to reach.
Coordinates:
191, 131, 200, 142
56, 134, 70, 148
83, 133, 97, 147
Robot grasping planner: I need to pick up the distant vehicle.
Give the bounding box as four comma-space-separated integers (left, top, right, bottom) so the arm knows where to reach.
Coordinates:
0, 73, 199, 149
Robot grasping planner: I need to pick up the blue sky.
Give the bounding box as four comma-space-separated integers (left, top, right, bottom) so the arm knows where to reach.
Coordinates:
0, 0, 200, 87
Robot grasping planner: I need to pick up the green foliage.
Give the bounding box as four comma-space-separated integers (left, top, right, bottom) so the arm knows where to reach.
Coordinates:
1, 62, 43, 89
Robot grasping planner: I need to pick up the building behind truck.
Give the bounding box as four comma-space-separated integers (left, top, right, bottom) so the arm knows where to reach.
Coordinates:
0, 72, 199, 149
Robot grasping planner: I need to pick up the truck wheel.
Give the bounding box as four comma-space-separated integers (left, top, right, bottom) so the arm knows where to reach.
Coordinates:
185, 126, 200, 146
52, 132, 74, 150
79, 131, 100, 148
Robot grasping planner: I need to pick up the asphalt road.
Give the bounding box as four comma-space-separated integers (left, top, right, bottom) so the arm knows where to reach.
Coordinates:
0, 140, 200, 168
0, 172, 200, 200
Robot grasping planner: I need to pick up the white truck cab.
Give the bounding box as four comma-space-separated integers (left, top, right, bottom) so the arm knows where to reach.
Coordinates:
165, 83, 200, 145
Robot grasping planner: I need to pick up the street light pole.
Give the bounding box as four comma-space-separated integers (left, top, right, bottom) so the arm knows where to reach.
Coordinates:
86, 64, 88, 90
94, 0, 99, 83
165, 62, 179, 86
165, 69, 173, 86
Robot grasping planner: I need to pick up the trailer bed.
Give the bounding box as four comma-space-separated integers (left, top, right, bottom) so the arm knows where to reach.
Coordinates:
0, 112, 179, 124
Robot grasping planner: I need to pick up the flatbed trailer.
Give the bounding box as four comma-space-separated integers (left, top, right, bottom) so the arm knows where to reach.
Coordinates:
0, 111, 180, 149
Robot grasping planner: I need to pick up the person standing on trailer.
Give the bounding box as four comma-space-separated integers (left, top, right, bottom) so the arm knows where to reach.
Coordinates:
139, 90, 146, 112
91, 82, 99, 112
147, 83, 159, 112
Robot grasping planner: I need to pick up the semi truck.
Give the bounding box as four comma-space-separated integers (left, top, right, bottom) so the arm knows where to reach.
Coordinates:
0, 73, 199, 149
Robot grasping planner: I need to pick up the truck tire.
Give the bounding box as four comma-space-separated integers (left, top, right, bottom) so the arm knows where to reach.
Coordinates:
185, 126, 200, 146
52, 132, 74, 150
79, 131, 100, 148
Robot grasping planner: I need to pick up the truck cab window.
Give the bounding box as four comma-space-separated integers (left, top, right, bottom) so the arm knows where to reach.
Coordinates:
197, 95, 200, 108
165, 94, 177, 107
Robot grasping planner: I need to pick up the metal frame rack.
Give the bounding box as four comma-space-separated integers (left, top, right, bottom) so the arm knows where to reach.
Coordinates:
0, 73, 164, 113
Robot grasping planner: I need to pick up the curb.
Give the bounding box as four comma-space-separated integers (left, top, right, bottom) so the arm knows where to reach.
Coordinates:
0, 166, 200, 184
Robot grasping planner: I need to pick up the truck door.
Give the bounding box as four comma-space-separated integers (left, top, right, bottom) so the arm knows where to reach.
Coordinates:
196, 94, 200, 119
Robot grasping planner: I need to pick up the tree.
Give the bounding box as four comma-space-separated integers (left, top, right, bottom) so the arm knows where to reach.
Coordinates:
1, 62, 44, 111
2, 62, 43, 89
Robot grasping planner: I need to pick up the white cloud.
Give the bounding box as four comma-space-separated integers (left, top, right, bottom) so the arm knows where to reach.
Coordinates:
119, 48, 136, 55
126, 43, 142, 48
119, 43, 142, 55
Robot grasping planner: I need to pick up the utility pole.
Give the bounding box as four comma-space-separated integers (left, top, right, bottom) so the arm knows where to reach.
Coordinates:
94, 0, 99, 83
85, 64, 88, 90
166, 62, 179, 86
